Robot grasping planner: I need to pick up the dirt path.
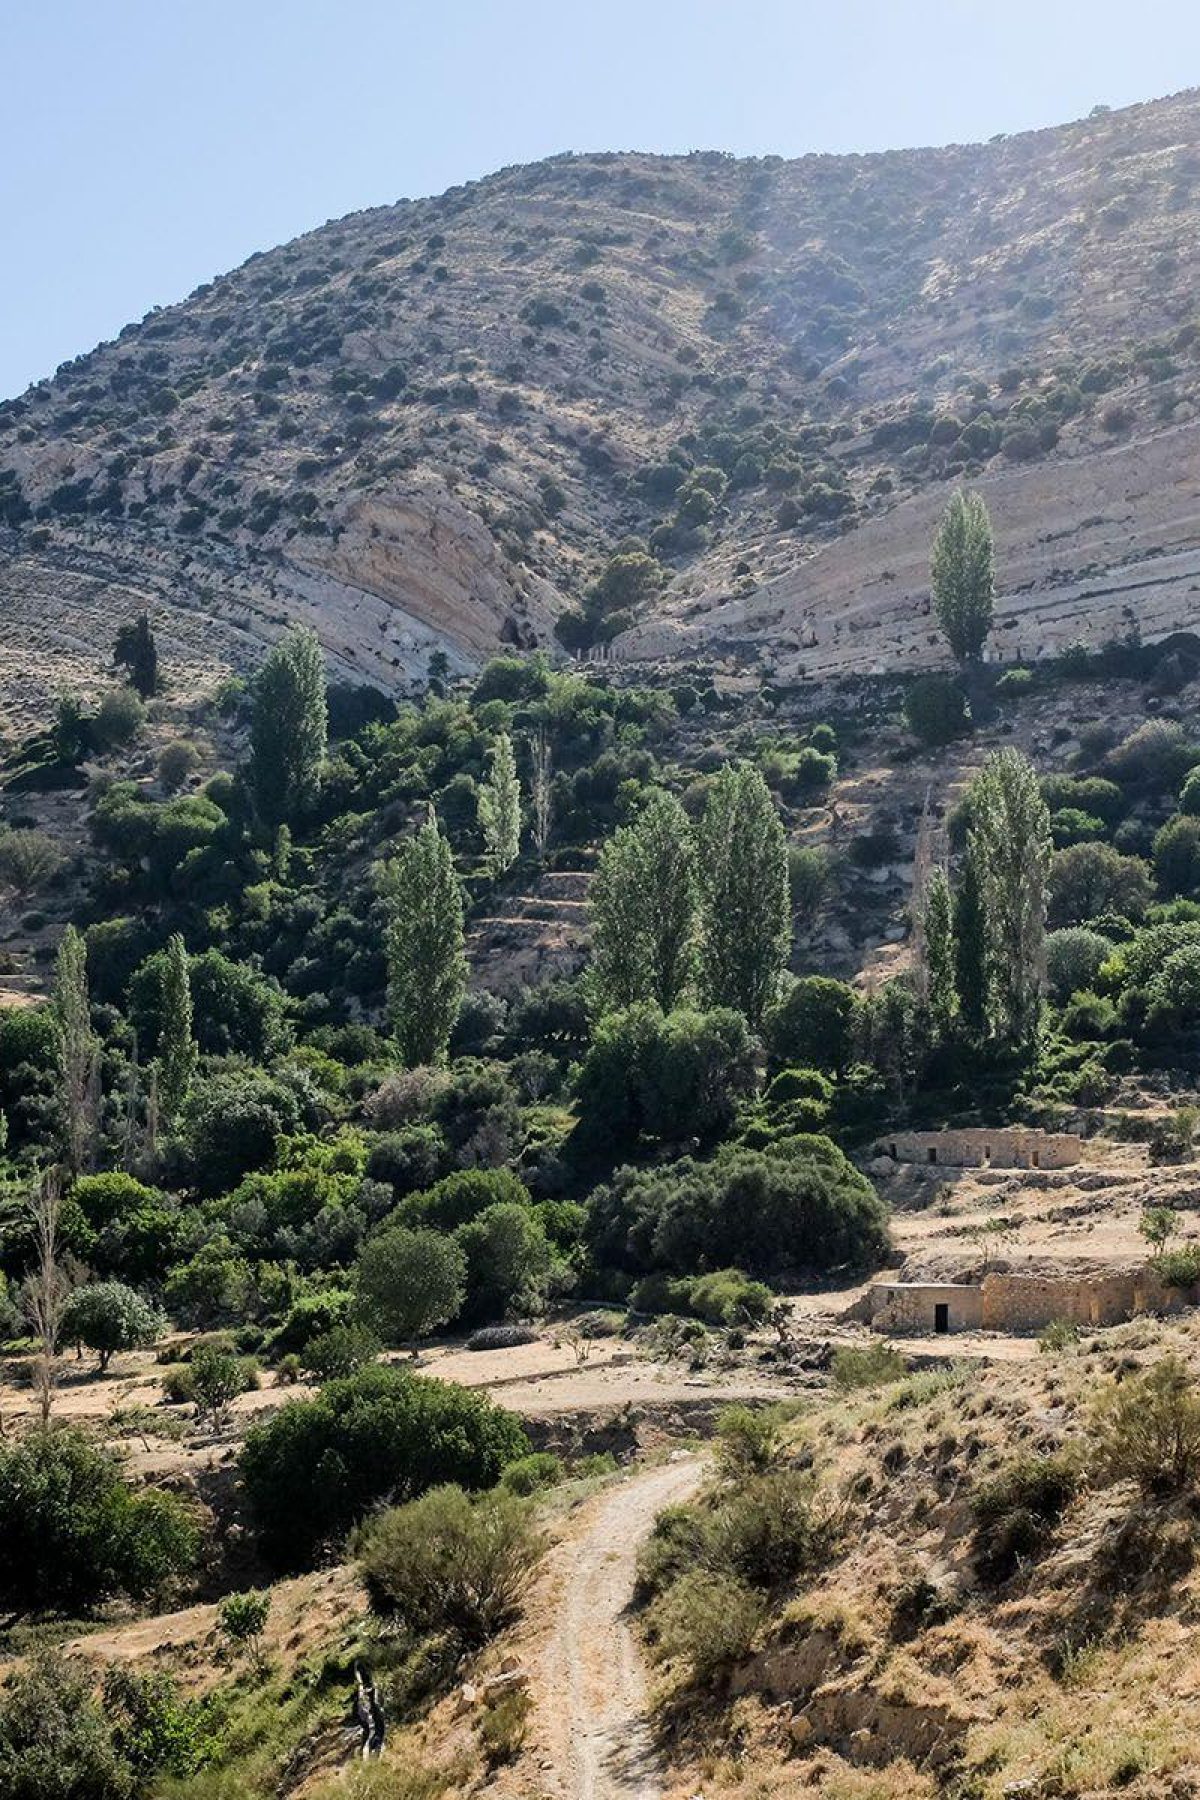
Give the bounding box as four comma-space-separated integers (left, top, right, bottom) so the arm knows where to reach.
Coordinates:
513, 1457, 704, 1800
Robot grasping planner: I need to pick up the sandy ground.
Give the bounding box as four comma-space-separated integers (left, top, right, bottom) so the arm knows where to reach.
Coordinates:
495, 1456, 705, 1800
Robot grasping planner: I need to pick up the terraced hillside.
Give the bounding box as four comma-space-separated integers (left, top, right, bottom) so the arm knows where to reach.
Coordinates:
4, 89, 1200, 718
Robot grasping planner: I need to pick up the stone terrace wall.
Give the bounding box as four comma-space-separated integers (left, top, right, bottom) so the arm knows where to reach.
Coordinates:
981, 1268, 1192, 1330
883, 1128, 1082, 1170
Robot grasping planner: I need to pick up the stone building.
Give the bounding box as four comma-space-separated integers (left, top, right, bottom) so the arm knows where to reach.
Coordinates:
880, 1127, 1082, 1171
867, 1265, 1195, 1335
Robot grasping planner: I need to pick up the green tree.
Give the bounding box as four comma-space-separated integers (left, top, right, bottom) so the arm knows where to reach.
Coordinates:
384, 814, 467, 1065
454, 1203, 554, 1324
217, 1589, 271, 1675
60, 1282, 164, 1374
763, 976, 857, 1076
248, 625, 328, 827
696, 765, 791, 1027
155, 933, 196, 1125
477, 732, 522, 875
54, 926, 95, 1175
968, 750, 1052, 1047
931, 489, 995, 662
591, 791, 697, 1012
0, 1651, 132, 1800
953, 845, 990, 1038
923, 866, 956, 1036
114, 611, 158, 697
355, 1225, 467, 1341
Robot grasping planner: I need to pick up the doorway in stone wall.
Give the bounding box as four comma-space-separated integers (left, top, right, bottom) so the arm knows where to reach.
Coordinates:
934, 1303, 949, 1334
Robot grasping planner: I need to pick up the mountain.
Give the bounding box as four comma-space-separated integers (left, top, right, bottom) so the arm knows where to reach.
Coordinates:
4, 88, 1200, 719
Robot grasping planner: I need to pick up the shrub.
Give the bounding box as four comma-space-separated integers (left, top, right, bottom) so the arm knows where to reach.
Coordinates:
715, 1404, 786, 1476
400, 1167, 531, 1231
60, 1281, 164, 1374
1155, 1244, 1200, 1287
587, 1141, 888, 1282
466, 1323, 540, 1351
478, 1688, 533, 1767
0, 829, 62, 894
710, 1469, 830, 1588
832, 1340, 907, 1391
575, 1005, 758, 1148
1154, 814, 1200, 897
239, 1364, 528, 1567
1038, 1319, 1081, 1352
685, 1269, 774, 1326
499, 1452, 563, 1496
92, 686, 145, 750
971, 1451, 1081, 1581
270, 1289, 355, 1354
0, 1651, 132, 1800
356, 1483, 543, 1646
0, 1428, 199, 1609
647, 1569, 763, 1681
157, 740, 199, 793
763, 976, 857, 1075
903, 674, 969, 745
455, 1203, 554, 1324
1048, 843, 1153, 927
218, 1588, 271, 1672
1091, 1355, 1200, 1494
189, 1343, 257, 1426
1106, 720, 1200, 792
302, 1323, 381, 1382
355, 1225, 466, 1341
1045, 926, 1115, 1002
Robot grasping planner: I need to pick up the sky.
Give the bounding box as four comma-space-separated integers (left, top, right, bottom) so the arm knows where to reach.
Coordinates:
4, 0, 1200, 401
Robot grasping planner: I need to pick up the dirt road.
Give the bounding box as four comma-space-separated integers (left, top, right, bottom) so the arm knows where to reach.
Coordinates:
514, 1456, 705, 1800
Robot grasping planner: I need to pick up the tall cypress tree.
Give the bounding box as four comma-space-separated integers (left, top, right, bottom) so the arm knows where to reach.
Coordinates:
384, 813, 467, 1066
931, 490, 995, 664
591, 790, 697, 1013
477, 732, 522, 876
953, 847, 990, 1040
114, 612, 158, 698
696, 764, 791, 1028
248, 626, 328, 828
156, 933, 197, 1124
54, 926, 95, 1174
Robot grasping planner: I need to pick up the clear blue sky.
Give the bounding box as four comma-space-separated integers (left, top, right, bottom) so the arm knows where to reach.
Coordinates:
5, 0, 1200, 401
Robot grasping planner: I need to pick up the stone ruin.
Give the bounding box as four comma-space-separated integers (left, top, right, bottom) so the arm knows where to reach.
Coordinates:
879, 1127, 1083, 1171
867, 1265, 1195, 1336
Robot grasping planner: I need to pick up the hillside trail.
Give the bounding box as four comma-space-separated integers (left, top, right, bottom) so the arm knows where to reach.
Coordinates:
507, 1455, 705, 1800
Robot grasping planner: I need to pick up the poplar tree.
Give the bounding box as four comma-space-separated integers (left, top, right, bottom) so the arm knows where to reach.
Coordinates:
696, 764, 791, 1027
477, 732, 522, 876
248, 626, 328, 827
922, 866, 957, 1038
968, 749, 1052, 1047
529, 727, 554, 863
590, 790, 697, 1013
931, 489, 995, 663
156, 933, 197, 1124
54, 926, 96, 1175
384, 813, 467, 1066
954, 847, 989, 1038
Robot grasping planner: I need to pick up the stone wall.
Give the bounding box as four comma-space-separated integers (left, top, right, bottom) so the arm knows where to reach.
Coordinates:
882, 1127, 1082, 1170
868, 1283, 984, 1333
869, 1267, 1197, 1335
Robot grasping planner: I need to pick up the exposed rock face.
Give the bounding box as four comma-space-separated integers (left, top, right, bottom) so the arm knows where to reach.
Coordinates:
5, 90, 1200, 710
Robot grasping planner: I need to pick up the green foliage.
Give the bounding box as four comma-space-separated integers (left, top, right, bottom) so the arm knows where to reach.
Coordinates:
715, 1404, 787, 1475
968, 749, 1052, 1045
953, 847, 989, 1038
130, 945, 288, 1062
217, 1588, 271, 1670
499, 1452, 563, 1496
454, 1202, 554, 1324
971, 1451, 1081, 1581
384, 815, 466, 1066
355, 1225, 467, 1341
302, 1322, 381, 1381
576, 1004, 757, 1147
477, 731, 522, 875
764, 975, 857, 1075
92, 686, 145, 752
0, 1651, 133, 1800
647, 1568, 763, 1680
1153, 814, 1200, 897
695, 763, 790, 1027
0, 1428, 199, 1609
587, 1140, 888, 1281
157, 739, 198, 792
590, 791, 697, 1012
1091, 1355, 1200, 1494
357, 1483, 543, 1646
155, 932, 197, 1122
1045, 926, 1115, 1002
60, 1282, 164, 1373
0, 827, 63, 894
239, 1364, 528, 1567
903, 674, 969, 744
249, 625, 328, 827
931, 488, 994, 661
188, 1342, 258, 1426
831, 1340, 907, 1391
1105, 720, 1200, 793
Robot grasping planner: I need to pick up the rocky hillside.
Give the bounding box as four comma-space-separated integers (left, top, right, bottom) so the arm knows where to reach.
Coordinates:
4, 89, 1200, 718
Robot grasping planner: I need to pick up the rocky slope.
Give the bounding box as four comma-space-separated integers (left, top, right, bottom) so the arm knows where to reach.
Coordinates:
4, 89, 1200, 717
